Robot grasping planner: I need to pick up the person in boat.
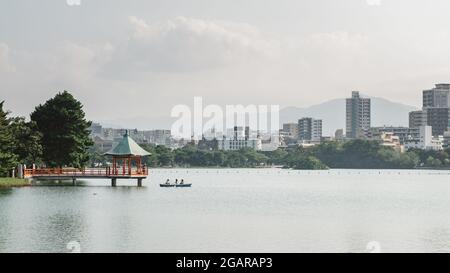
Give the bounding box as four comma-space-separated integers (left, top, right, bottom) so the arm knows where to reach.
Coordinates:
165, 179, 170, 185
180, 179, 184, 185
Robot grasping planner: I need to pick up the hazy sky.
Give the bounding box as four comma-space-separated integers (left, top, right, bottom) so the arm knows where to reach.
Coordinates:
1, 0, 450, 121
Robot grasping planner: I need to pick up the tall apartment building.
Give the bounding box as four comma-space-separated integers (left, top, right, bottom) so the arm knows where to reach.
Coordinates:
298, 118, 322, 142
423, 83, 450, 108
419, 83, 450, 137
346, 91, 371, 139
409, 110, 427, 129
425, 107, 450, 137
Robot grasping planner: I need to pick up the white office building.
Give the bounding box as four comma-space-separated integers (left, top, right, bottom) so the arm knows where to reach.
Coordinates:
218, 126, 262, 151
405, 126, 443, 151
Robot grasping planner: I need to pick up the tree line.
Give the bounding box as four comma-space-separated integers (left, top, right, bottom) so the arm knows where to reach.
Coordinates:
3, 90, 450, 176
0, 91, 92, 177
89, 139, 450, 170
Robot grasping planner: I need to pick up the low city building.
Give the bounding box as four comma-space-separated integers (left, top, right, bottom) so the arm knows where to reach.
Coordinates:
261, 135, 283, 151
369, 126, 419, 145
378, 132, 404, 152
335, 129, 344, 141
282, 123, 299, 140
197, 137, 219, 150
89, 123, 175, 151
92, 136, 114, 153
218, 138, 262, 151
217, 126, 262, 151
405, 126, 443, 151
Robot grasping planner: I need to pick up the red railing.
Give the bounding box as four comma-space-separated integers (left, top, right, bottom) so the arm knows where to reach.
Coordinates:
24, 166, 148, 178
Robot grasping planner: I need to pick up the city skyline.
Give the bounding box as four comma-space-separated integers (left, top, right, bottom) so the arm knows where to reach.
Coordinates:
2, 0, 450, 122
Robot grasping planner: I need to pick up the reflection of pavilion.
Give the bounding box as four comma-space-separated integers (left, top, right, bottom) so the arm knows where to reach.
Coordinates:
105, 131, 151, 187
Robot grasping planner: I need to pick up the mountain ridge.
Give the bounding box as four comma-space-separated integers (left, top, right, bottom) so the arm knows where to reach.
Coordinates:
98, 96, 419, 136
280, 95, 419, 135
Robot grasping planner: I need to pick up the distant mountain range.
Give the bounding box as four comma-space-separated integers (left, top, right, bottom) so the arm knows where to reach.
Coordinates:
99, 96, 419, 136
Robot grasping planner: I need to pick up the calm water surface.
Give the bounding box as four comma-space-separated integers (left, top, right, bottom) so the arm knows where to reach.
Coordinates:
1, 169, 450, 253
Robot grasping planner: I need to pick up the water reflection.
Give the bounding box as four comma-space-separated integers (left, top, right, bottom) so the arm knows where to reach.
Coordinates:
2, 169, 450, 252
421, 228, 450, 253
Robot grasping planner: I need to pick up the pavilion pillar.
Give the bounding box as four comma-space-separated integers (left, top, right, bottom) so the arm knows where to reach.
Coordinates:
128, 156, 132, 175
137, 157, 142, 174
112, 158, 116, 175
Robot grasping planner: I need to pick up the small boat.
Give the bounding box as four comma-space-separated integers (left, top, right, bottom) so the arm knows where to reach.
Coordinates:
159, 183, 176, 187
176, 183, 192, 188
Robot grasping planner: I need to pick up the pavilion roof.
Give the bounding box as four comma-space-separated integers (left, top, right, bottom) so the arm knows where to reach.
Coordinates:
104, 131, 151, 157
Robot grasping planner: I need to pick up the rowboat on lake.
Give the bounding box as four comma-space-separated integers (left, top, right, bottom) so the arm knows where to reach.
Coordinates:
159, 183, 176, 187
175, 183, 192, 188
159, 181, 192, 188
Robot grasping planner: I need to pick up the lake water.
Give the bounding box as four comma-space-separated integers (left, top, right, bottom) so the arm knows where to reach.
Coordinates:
2, 168, 450, 253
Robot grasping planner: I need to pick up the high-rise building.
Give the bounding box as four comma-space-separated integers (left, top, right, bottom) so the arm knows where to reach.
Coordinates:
346, 91, 371, 139
425, 107, 450, 137
420, 84, 450, 137
409, 110, 427, 129
423, 83, 450, 108
298, 117, 322, 142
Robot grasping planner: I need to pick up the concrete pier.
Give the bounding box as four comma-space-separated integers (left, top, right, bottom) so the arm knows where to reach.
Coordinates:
111, 178, 117, 187
137, 178, 143, 187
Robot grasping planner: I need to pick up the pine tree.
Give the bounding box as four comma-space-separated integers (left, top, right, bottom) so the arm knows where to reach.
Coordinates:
9, 117, 43, 166
0, 101, 18, 176
31, 91, 93, 168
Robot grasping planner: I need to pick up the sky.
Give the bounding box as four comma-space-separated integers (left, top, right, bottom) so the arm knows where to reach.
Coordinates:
1, 0, 450, 122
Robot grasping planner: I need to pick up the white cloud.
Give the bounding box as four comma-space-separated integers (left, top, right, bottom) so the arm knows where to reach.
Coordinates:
108, 16, 280, 74
5, 15, 450, 121
46, 41, 114, 84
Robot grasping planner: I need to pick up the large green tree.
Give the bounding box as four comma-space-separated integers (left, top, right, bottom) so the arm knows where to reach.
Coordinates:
9, 117, 43, 166
31, 91, 93, 168
0, 101, 17, 176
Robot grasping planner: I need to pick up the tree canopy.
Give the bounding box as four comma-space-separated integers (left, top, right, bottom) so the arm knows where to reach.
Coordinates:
31, 91, 93, 168
0, 101, 17, 176
9, 117, 43, 166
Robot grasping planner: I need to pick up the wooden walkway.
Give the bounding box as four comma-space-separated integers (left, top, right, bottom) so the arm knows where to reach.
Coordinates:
23, 166, 148, 187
